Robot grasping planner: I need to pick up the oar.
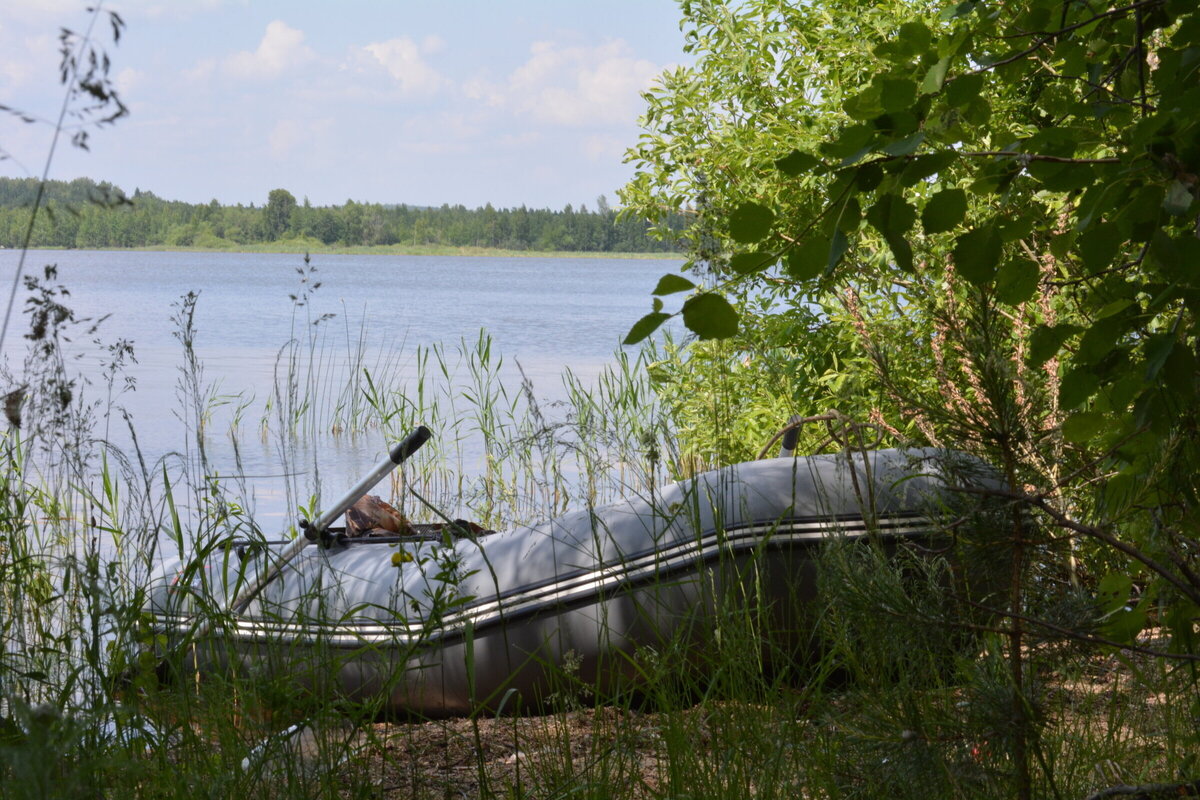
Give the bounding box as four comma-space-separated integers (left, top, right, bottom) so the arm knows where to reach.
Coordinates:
222, 425, 432, 617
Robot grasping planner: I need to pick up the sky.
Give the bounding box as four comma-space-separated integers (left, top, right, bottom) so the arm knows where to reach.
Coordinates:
0, 1, 691, 211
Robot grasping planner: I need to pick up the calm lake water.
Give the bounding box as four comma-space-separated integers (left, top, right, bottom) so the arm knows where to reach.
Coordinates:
0, 249, 684, 525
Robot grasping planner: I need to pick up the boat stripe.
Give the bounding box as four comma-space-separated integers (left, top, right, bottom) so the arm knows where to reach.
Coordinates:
154, 513, 941, 646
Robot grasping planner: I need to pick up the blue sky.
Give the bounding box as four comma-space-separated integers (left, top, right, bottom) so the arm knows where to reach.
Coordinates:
0, 1, 690, 210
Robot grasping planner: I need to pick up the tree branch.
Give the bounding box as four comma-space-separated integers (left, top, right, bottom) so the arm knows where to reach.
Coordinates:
955, 485, 1200, 607
971, 0, 1166, 74
958, 151, 1120, 164
954, 597, 1200, 663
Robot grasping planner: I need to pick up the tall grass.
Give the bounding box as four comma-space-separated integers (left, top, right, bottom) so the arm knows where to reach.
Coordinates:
0, 263, 680, 797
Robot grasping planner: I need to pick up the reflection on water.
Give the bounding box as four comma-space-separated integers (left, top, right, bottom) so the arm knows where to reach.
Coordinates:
1, 250, 682, 528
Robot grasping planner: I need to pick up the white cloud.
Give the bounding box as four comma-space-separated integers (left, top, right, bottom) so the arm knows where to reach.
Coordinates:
223, 20, 314, 80
185, 57, 217, 82
462, 74, 505, 108
0, 32, 57, 92
115, 67, 143, 96
494, 39, 662, 127
349, 36, 448, 97
0, 56, 35, 92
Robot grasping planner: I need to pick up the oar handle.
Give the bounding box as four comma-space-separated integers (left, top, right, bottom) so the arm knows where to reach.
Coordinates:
304, 424, 432, 540
390, 425, 433, 464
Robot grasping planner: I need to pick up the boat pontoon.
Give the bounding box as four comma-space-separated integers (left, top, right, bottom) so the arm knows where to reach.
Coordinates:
146, 427, 1001, 717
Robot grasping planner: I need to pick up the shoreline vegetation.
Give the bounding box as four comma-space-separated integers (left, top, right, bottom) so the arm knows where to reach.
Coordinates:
4, 241, 683, 260
0, 176, 688, 256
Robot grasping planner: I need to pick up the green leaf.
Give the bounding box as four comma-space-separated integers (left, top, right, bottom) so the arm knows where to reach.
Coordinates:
823, 124, 877, 165
729, 251, 776, 275
1027, 160, 1095, 191
623, 312, 671, 345
1163, 346, 1197, 403
652, 274, 695, 295
786, 239, 825, 281
1147, 231, 1200, 282
1062, 410, 1106, 443
682, 293, 739, 340
921, 56, 951, 94
994, 258, 1040, 305
952, 225, 1002, 286
826, 229, 850, 274
939, 2, 977, 22
843, 84, 884, 120
834, 196, 862, 232
1095, 299, 1133, 319
1029, 323, 1083, 366
896, 21, 932, 55
867, 193, 917, 272
854, 163, 884, 191
900, 151, 957, 186
1058, 367, 1099, 409
921, 188, 967, 234
1165, 601, 1200, 652
880, 78, 918, 112
728, 202, 775, 243
1096, 572, 1133, 614
1077, 317, 1126, 366
866, 193, 917, 234
969, 157, 1016, 194
1163, 179, 1195, 216
775, 150, 821, 176
1143, 333, 1175, 381
888, 237, 914, 272
944, 73, 983, 107
996, 213, 1033, 241
1049, 232, 1074, 260
1105, 604, 1148, 644
1018, 5, 1051, 30
880, 131, 925, 156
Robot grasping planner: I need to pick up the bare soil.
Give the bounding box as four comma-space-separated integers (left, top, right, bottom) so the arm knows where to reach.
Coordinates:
335, 707, 667, 799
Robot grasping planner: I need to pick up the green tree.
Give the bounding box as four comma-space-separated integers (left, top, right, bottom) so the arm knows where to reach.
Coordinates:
263, 187, 297, 240
622, 1, 1200, 795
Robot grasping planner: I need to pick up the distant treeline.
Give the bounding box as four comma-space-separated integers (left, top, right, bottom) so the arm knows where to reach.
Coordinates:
0, 177, 686, 253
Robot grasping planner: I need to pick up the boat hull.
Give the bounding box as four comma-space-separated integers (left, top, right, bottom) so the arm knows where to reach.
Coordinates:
147, 448, 1001, 716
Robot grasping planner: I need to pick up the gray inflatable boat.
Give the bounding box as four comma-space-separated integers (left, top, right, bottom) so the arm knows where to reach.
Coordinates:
146, 429, 998, 717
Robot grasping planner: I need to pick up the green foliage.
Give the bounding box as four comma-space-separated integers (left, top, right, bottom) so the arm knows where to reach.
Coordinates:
622, 0, 1200, 793
0, 178, 686, 254
263, 188, 297, 240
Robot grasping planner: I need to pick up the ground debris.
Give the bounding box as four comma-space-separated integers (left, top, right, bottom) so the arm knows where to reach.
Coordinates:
337, 707, 664, 799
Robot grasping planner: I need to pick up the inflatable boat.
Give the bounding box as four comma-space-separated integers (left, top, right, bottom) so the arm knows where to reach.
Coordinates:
145, 427, 1000, 717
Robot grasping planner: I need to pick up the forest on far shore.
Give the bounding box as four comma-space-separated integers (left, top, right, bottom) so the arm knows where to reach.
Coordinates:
0, 176, 686, 253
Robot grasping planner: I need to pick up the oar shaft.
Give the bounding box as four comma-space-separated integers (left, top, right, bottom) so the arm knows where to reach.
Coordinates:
306, 426, 431, 539
224, 425, 431, 617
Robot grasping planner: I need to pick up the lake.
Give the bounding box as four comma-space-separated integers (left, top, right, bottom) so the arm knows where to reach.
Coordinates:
0, 249, 684, 527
